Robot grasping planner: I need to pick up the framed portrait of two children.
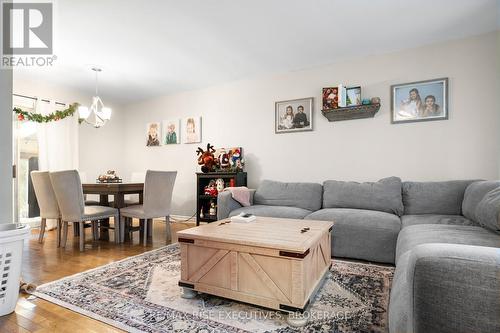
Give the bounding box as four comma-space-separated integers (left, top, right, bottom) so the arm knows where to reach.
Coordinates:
275, 97, 313, 134
391, 77, 448, 124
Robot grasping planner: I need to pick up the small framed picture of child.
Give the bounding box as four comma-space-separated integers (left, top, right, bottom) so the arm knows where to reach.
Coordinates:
163, 119, 180, 144
275, 97, 313, 134
182, 116, 202, 144
391, 78, 448, 124
146, 122, 161, 147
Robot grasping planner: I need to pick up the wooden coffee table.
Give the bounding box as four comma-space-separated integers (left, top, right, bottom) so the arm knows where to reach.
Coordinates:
177, 217, 333, 326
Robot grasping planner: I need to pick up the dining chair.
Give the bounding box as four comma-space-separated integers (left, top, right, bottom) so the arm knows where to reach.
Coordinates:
49, 170, 120, 251
79, 171, 100, 206
120, 170, 176, 244
111, 172, 145, 207
125, 172, 146, 205
30, 171, 62, 245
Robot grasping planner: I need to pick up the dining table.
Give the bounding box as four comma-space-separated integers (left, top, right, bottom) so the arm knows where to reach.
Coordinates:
82, 182, 144, 240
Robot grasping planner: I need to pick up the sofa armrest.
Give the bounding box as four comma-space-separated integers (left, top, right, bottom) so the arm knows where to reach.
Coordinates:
406, 244, 500, 333
216, 189, 256, 220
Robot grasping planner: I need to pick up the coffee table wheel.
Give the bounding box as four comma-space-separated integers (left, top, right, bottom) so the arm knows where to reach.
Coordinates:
181, 287, 198, 299
286, 312, 308, 327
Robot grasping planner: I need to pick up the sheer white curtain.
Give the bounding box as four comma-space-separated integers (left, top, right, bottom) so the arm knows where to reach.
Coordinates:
36, 99, 79, 171
36, 99, 79, 228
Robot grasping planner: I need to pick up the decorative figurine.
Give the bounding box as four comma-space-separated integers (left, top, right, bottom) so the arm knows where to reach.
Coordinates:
209, 201, 217, 216
370, 97, 381, 104
204, 180, 218, 197
362, 99, 371, 105
215, 178, 225, 193
196, 143, 219, 173
218, 148, 230, 170
228, 148, 244, 172
98, 170, 121, 183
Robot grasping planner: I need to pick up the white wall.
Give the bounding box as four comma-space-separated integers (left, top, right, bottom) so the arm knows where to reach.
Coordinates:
78, 105, 125, 181
0, 69, 13, 223
121, 32, 500, 216
12, 78, 125, 182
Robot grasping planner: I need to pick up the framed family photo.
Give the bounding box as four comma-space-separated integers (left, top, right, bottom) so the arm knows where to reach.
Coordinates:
391, 77, 448, 124
275, 97, 313, 134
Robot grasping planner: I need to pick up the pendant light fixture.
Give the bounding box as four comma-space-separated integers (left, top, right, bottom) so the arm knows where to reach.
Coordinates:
78, 67, 112, 128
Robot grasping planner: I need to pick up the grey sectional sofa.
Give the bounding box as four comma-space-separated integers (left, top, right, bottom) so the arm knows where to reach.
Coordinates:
217, 177, 500, 333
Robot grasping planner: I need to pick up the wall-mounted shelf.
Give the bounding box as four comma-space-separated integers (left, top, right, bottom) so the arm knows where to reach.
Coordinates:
322, 103, 380, 122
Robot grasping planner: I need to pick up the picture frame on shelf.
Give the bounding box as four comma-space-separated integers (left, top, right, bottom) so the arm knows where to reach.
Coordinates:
391, 77, 448, 124
346, 86, 362, 106
275, 97, 313, 134
322, 87, 338, 110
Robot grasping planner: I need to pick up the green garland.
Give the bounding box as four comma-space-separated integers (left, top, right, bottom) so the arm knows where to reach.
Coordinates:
13, 102, 80, 123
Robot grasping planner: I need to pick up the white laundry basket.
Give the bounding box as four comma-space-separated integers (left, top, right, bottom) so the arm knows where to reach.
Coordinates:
0, 224, 30, 316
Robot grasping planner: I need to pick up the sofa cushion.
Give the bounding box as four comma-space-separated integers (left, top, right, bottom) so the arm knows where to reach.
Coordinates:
390, 244, 500, 333
476, 187, 500, 234
395, 224, 500, 264
402, 180, 476, 215
254, 180, 322, 211
388, 250, 413, 333
322, 177, 403, 216
462, 180, 500, 222
306, 208, 401, 263
401, 214, 477, 228
229, 205, 312, 219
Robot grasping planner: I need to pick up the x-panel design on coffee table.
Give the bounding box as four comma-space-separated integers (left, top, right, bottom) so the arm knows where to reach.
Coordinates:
178, 217, 333, 315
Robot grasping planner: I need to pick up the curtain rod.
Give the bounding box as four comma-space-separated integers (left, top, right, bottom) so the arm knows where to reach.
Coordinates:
13, 93, 67, 106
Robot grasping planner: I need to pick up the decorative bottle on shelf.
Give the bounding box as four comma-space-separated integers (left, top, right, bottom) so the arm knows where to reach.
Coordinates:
200, 208, 204, 219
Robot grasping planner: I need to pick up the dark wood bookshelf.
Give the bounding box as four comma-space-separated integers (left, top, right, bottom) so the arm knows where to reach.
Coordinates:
196, 171, 247, 226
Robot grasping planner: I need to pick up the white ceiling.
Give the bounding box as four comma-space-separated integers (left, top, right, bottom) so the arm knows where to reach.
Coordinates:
14, 0, 499, 105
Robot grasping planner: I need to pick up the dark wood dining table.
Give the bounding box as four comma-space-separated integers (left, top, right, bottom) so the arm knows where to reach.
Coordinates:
82, 182, 144, 240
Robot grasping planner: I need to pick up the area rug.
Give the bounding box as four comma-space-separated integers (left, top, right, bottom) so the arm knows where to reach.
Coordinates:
34, 244, 394, 333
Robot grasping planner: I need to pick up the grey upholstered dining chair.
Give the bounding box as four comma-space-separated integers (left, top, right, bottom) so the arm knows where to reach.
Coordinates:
30, 171, 62, 245
124, 171, 146, 206
110, 171, 146, 207
49, 170, 119, 251
120, 170, 176, 244
79, 171, 100, 206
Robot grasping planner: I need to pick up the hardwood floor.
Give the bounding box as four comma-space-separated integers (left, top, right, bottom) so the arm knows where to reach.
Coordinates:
1, 219, 193, 333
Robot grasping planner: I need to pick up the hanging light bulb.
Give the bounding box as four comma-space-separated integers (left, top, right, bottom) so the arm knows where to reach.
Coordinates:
78, 106, 90, 119
79, 68, 112, 128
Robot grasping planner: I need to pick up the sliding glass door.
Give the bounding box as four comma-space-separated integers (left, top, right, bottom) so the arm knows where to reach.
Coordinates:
12, 95, 39, 225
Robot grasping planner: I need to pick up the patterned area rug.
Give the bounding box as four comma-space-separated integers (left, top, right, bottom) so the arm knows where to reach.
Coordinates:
34, 244, 394, 333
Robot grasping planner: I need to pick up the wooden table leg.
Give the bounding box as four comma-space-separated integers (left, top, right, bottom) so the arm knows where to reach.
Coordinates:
99, 194, 110, 240
139, 219, 144, 241
147, 219, 152, 237
114, 193, 125, 242
124, 217, 131, 242
73, 222, 79, 236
